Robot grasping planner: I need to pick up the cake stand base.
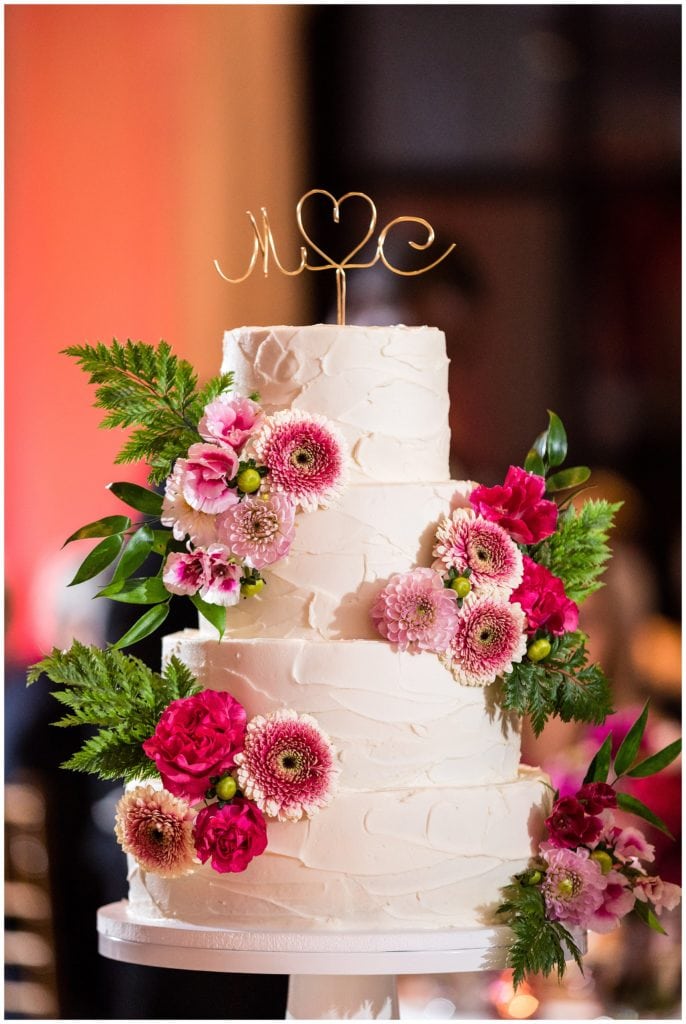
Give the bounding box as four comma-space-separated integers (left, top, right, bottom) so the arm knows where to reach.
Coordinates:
97, 901, 586, 1020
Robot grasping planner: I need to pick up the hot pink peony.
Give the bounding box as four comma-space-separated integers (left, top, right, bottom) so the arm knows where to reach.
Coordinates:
199, 396, 263, 453
510, 556, 579, 637
634, 875, 681, 915
234, 709, 339, 822
161, 463, 219, 547
586, 870, 636, 932
545, 796, 603, 849
177, 443, 240, 515
445, 594, 527, 687
371, 568, 459, 654
217, 493, 295, 569
162, 550, 207, 596
253, 410, 348, 512
540, 842, 607, 927
469, 466, 558, 545
143, 690, 247, 802
432, 508, 523, 597
199, 545, 242, 606
193, 798, 268, 873
612, 826, 655, 864
114, 785, 196, 877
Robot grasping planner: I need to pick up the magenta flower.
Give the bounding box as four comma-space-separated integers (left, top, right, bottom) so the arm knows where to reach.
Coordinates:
199, 396, 263, 453
114, 785, 196, 877
162, 550, 207, 597
177, 443, 240, 515
612, 826, 655, 864
470, 466, 558, 545
540, 842, 607, 927
432, 508, 523, 596
161, 464, 219, 547
444, 594, 527, 687
253, 410, 348, 512
143, 690, 247, 802
217, 493, 295, 570
193, 798, 268, 873
371, 568, 459, 654
234, 709, 339, 822
200, 545, 242, 607
587, 870, 636, 933
545, 796, 603, 849
634, 875, 681, 916
577, 781, 618, 814
510, 556, 579, 637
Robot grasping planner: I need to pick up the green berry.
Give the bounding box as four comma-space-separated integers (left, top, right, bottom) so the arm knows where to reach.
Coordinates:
241, 578, 265, 598
527, 637, 552, 662
590, 850, 614, 875
215, 775, 237, 802
526, 869, 542, 886
237, 468, 261, 494
450, 576, 471, 599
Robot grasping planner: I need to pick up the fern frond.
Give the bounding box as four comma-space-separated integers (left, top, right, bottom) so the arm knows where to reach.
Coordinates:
538, 500, 622, 603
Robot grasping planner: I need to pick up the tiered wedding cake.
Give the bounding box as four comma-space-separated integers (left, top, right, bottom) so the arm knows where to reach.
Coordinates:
127, 324, 550, 931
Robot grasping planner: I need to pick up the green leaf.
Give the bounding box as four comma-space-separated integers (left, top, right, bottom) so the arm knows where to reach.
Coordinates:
110, 602, 170, 649
108, 481, 163, 515
524, 448, 546, 476
616, 791, 674, 838
583, 733, 613, 784
190, 594, 226, 638
68, 534, 124, 586
633, 897, 668, 935
614, 701, 650, 777
546, 466, 591, 493
546, 410, 567, 468
150, 529, 174, 555
112, 525, 155, 582
98, 576, 169, 604
533, 429, 548, 460
626, 739, 682, 778
63, 515, 131, 546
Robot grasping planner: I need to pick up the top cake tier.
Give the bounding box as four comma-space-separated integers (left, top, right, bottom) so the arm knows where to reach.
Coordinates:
223, 325, 451, 484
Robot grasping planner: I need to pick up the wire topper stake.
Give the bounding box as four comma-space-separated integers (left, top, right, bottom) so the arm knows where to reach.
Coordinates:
214, 189, 455, 326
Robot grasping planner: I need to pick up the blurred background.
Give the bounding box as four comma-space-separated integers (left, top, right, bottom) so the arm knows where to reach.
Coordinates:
5, 4, 681, 1019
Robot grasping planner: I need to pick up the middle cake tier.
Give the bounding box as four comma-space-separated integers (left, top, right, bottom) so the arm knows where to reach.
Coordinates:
163, 633, 522, 789
198, 480, 474, 641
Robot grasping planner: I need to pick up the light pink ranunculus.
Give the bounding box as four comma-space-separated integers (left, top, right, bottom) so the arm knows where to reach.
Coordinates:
178, 443, 239, 515
510, 556, 579, 637
142, 690, 247, 802
199, 397, 263, 453
612, 826, 655, 864
634, 875, 681, 916
470, 465, 558, 545
200, 544, 242, 607
162, 550, 207, 596
193, 799, 268, 873
587, 870, 636, 933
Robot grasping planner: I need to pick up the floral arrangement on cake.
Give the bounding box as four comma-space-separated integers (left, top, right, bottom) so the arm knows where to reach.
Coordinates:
61, 339, 348, 648
27, 642, 339, 875
372, 412, 619, 734
497, 703, 681, 986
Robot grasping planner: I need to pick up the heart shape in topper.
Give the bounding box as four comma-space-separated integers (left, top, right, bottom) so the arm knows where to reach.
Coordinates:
296, 190, 379, 270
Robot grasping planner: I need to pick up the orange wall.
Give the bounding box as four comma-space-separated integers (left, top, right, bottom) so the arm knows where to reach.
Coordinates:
6, 5, 308, 659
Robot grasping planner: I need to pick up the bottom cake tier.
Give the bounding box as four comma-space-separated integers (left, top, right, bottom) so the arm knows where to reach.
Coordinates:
127, 767, 550, 931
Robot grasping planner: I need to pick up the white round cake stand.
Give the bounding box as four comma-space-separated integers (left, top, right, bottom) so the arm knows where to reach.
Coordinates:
98, 901, 586, 1019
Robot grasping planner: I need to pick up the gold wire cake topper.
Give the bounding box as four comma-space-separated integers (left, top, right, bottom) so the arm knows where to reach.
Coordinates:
214, 189, 456, 325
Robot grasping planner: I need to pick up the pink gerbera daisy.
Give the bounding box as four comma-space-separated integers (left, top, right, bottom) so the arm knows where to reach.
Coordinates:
252, 410, 348, 512
540, 842, 607, 928
432, 508, 523, 596
217, 493, 296, 569
114, 785, 196, 878
444, 593, 527, 686
371, 567, 459, 654
234, 709, 339, 822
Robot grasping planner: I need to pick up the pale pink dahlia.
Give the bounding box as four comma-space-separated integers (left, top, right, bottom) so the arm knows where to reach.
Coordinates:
253, 410, 348, 512
199, 396, 263, 453
199, 545, 242, 606
540, 842, 607, 928
234, 709, 339, 822
178, 443, 240, 515
432, 508, 523, 596
161, 464, 219, 547
371, 568, 459, 654
114, 785, 196, 877
162, 550, 207, 596
217, 493, 295, 569
444, 593, 527, 686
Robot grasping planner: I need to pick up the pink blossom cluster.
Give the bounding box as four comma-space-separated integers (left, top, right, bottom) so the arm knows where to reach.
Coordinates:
116, 690, 338, 877
160, 395, 348, 607
535, 784, 680, 933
